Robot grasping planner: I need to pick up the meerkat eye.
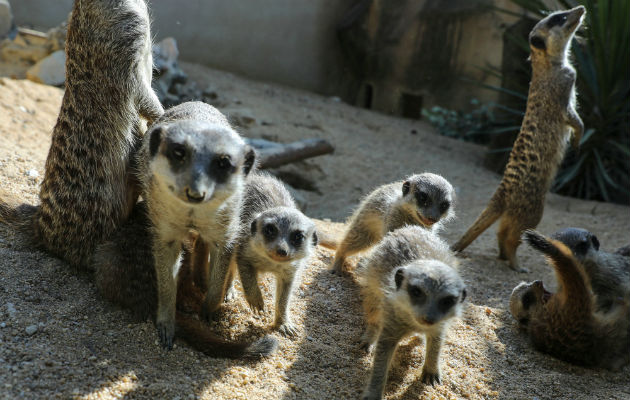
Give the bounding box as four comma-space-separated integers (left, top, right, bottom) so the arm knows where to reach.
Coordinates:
216, 155, 232, 170
522, 291, 536, 310
439, 296, 456, 312
169, 144, 186, 161
263, 224, 277, 239
439, 201, 450, 214
416, 192, 429, 207
290, 231, 305, 247
547, 13, 567, 28
409, 286, 425, 301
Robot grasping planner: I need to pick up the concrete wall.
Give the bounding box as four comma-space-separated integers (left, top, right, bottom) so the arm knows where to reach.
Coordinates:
12, 0, 354, 95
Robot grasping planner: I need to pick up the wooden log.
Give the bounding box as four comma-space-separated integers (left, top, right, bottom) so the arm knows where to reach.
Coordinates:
248, 138, 334, 169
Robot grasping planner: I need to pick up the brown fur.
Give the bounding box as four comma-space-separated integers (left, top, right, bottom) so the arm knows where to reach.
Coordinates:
0, 0, 163, 269
452, 7, 586, 271
515, 230, 629, 369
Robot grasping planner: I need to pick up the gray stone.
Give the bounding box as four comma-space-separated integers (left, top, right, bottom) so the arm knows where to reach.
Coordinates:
26, 50, 65, 86
6, 302, 16, 318
0, 0, 16, 40
25, 325, 38, 335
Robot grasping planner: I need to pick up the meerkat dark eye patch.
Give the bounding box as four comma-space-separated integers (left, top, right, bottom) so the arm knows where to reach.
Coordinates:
460, 288, 467, 302
439, 201, 450, 214
522, 291, 536, 310
408, 285, 426, 303
547, 12, 568, 28
402, 181, 411, 196
209, 154, 236, 183
290, 231, 305, 247
250, 220, 257, 235
530, 35, 546, 50
438, 295, 456, 312
415, 191, 429, 207
263, 224, 278, 240
575, 238, 589, 256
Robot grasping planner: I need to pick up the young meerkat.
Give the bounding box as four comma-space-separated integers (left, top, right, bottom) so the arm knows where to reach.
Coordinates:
0, 0, 164, 269
330, 173, 455, 275
551, 227, 630, 312
136, 101, 256, 350
357, 226, 466, 399
452, 6, 586, 272
93, 201, 278, 359
220, 173, 318, 337
509, 230, 629, 369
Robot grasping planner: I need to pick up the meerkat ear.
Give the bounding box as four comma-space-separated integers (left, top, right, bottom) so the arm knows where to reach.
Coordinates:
529, 35, 546, 51
149, 125, 165, 157
460, 288, 467, 302
402, 181, 411, 196
591, 235, 600, 251
394, 268, 405, 290
312, 230, 319, 246
243, 147, 256, 176
250, 220, 257, 235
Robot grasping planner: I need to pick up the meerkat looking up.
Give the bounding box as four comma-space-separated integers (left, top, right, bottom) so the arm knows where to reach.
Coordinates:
218, 173, 318, 337
137, 101, 255, 350
451, 6, 586, 272
357, 226, 466, 399
509, 230, 629, 369
0, 0, 164, 269
330, 173, 455, 275
551, 227, 630, 312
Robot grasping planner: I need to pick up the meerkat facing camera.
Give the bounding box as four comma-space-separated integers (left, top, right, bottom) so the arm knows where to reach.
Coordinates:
220, 173, 318, 337
357, 226, 466, 399
331, 173, 455, 275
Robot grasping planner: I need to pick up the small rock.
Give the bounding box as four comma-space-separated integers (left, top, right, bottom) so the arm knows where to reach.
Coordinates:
26, 50, 66, 86
6, 302, 16, 318
0, 322, 6, 328
25, 325, 38, 335
26, 169, 39, 178
0, 0, 16, 40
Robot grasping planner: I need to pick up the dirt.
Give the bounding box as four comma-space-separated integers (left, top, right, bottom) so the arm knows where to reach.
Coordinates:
0, 63, 628, 399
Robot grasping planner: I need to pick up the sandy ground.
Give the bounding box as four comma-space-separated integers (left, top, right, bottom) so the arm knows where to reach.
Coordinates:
0, 63, 628, 399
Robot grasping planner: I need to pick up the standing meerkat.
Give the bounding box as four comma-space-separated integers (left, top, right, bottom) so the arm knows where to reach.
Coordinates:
93, 201, 278, 359
331, 173, 455, 275
136, 101, 256, 350
0, 0, 164, 269
509, 230, 629, 369
357, 226, 466, 399
221, 173, 318, 337
550, 227, 630, 312
451, 6, 586, 272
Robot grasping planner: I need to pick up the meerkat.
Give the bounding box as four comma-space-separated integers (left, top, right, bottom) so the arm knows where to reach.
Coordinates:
135, 101, 256, 350
0, 0, 164, 269
356, 226, 466, 399
219, 173, 318, 337
451, 6, 586, 272
509, 230, 629, 369
330, 173, 455, 275
93, 201, 278, 358
551, 227, 630, 312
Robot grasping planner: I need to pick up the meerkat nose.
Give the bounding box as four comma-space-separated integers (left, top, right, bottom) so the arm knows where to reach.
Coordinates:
185, 188, 206, 203
276, 248, 288, 257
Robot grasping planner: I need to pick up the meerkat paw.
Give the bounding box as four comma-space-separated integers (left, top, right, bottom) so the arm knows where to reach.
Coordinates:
420, 369, 441, 386
276, 321, 299, 337
224, 285, 237, 302
156, 320, 175, 350
330, 258, 349, 276
507, 261, 529, 273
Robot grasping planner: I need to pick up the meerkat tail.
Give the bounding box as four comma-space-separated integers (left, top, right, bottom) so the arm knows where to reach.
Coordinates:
451, 192, 504, 252
312, 219, 342, 250
524, 230, 592, 309
175, 314, 278, 358
316, 230, 339, 250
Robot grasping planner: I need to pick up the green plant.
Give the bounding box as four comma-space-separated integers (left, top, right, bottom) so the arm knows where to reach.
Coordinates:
493, 0, 630, 203
421, 99, 502, 144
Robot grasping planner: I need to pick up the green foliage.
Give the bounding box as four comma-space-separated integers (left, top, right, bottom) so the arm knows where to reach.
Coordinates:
421, 99, 500, 144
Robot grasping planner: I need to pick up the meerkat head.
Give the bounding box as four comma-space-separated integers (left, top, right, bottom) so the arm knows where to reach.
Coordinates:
147, 119, 256, 206
249, 207, 318, 263
528, 6, 585, 62
509, 280, 551, 327
401, 173, 455, 229
392, 260, 466, 328
551, 227, 599, 263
